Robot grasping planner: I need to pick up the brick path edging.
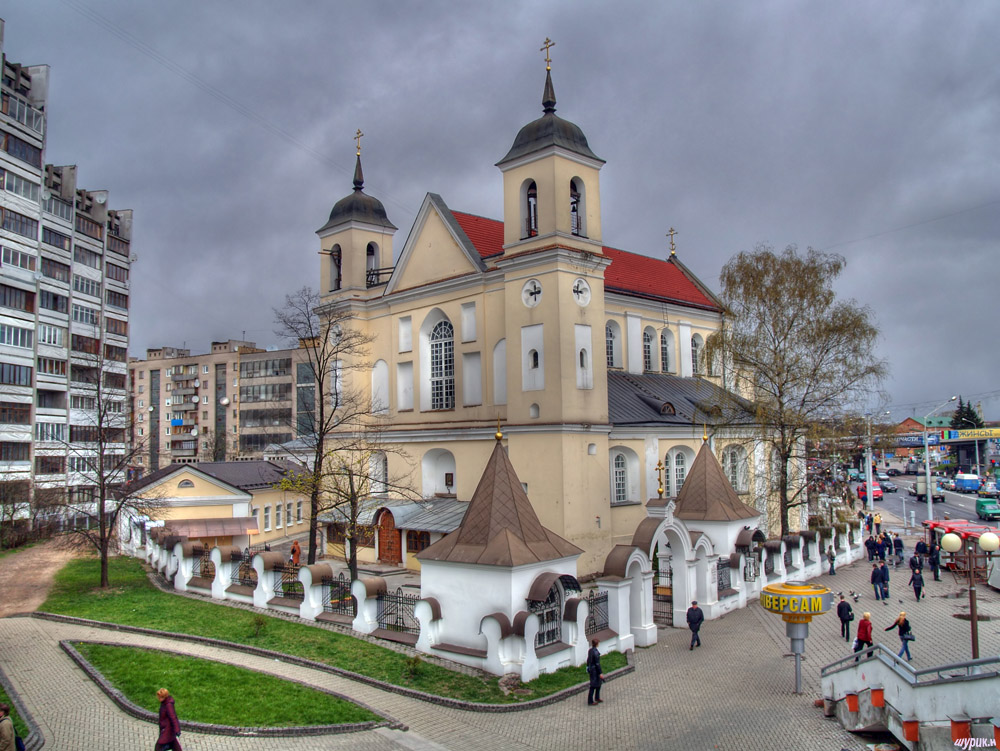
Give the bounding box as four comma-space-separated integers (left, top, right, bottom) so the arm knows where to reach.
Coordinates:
59, 640, 401, 737
0, 660, 45, 750
31, 612, 633, 713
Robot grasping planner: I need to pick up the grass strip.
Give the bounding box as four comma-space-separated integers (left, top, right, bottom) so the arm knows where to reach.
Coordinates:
43, 556, 626, 703
73, 642, 381, 727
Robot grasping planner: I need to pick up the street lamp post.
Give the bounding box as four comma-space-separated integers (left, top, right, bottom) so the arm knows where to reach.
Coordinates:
940, 531, 1000, 659
924, 396, 957, 523
865, 413, 874, 513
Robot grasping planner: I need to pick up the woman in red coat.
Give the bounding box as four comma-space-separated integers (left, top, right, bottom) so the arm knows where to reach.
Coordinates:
853, 612, 873, 662
156, 688, 182, 751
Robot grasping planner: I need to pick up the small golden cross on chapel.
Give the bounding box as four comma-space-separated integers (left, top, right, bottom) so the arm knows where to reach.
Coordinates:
354, 129, 364, 156
666, 227, 678, 257
655, 460, 665, 499
540, 38, 555, 71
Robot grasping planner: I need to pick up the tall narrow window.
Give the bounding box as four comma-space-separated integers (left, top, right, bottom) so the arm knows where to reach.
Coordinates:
606, 325, 615, 367
430, 320, 455, 410
613, 454, 627, 504
525, 181, 538, 237
674, 453, 687, 492
330, 246, 342, 291
660, 332, 671, 372
643, 331, 654, 371
570, 179, 582, 236
691, 334, 703, 375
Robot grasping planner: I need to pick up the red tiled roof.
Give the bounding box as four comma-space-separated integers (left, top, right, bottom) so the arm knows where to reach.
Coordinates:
449, 211, 718, 309
452, 211, 505, 259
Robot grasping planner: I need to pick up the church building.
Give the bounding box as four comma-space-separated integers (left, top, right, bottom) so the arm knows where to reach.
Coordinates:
314, 50, 800, 576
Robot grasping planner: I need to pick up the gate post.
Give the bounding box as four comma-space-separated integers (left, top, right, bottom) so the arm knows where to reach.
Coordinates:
352, 576, 385, 635
299, 563, 334, 621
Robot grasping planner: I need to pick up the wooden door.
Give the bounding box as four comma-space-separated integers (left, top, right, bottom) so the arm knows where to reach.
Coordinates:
377, 511, 401, 564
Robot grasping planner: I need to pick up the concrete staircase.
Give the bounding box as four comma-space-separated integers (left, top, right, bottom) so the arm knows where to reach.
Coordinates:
821, 644, 1000, 749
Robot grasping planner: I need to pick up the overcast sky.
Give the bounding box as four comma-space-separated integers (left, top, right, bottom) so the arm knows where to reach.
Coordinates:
4, 1, 999, 420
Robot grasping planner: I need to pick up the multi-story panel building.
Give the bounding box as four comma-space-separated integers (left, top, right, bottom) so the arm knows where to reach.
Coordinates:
0, 19, 134, 508
128, 340, 315, 473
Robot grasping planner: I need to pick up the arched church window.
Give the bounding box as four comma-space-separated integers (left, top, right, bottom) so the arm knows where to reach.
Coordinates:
643, 330, 654, 371
691, 334, 704, 375
525, 181, 538, 238
406, 530, 431, 553
579, 349, 587, 370
674, 452, 687, 492
330, 245, 342, 291
722, 444, 749, 492
371, 451, 388, 495
660, 331, 672, 372
605, 321, 622, 368
366, 243, 379, 287
570, 178, 585, 236
430, 320, 455, 410
613, 453, 627, 504
529, 349, 540, 369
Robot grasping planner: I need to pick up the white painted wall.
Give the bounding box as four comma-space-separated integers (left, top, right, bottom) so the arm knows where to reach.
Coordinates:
461, 302, 476, 342
462, 352, 482, 406
396, 361, 413, 411
678, 321, 693, 377
626, 312, 642, 374
371, 359, 388, 414
398, 316, 412, 352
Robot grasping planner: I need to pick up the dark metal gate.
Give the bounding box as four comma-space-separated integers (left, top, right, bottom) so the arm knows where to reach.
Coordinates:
376, 587, 419, 634
529, 586, 562, 648
321, 572, 356, 617
652, 562, 673, 627
230, 548, 258, 588
197, 549, 215, 580
585, 589, 609, 637
272, 563, 304, 601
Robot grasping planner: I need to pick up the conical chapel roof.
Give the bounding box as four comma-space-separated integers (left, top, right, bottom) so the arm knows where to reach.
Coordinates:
416, 438, 582, 566
673, 440, 760, 522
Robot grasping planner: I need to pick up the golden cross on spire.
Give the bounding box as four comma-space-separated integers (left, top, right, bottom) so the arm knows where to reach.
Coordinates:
540, 38, 555, 71
354, 129, 364, 156
655, 460, 665, 499
667, 227, 678, 257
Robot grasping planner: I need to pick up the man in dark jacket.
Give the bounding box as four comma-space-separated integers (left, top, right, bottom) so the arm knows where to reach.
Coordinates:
865, 536, 876, 562
915, 539, 928, 557
878, 561, 890, 602
686, 600, 704, 650
893, 534, 904, 565
929, 544, 941, 581
871, 563, 883, 601
909, 553, 922, 573
836, 594, 854, 641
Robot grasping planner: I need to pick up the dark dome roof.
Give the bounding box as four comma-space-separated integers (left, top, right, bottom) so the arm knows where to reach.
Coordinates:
496, 71, 603, 167
317, 155, 396, 234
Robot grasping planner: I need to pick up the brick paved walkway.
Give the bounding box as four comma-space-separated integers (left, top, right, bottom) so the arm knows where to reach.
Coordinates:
1, 525, 996, 750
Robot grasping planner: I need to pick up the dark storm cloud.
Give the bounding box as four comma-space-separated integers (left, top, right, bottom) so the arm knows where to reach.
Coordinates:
4, 1, 999, 417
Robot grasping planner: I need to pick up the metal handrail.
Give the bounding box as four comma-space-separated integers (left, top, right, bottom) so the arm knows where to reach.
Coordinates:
822, 643, 1000, 684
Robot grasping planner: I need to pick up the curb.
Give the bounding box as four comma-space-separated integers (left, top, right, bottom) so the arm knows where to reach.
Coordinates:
60, 640, 402, 737
32, 612, 634, 713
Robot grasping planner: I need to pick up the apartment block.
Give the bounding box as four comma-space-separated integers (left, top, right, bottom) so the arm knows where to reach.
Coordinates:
129, 339, 316, 473
0, 19, 134, 506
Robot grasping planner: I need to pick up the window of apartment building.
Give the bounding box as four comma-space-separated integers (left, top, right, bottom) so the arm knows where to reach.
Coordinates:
240, 358, 292, 379
41, 257, 70, 282
106, 234, 129, 257
68, 456, 92, 473
1, 132, 42, 168
37, 389, 65, 409
105, 262, 128, 283
71, 395, 96, 411
34, 422, 66, 442
0, 283, 34, 313
70, 365, 98, 385
0, 402, 30, 424
137, 399, 144, 408
202, 365, 209, 374
1, 207, 38, 239
0, 322, 33, 348
70, 334, 100, 355
105, 290, 128, 310
239, 383, 292, 403
107, 401, 123, 414
201, 380, 207, 389
104, 344, 127, 363
35, 455, 65, 475
41, 226, 72, 252
0, 362, 32, 386
275, 503, 282, 529
37, 357, 66, 376
201, 410, 207, 420
39, 289, 68, 313
2, 92, 45, 134
296, 501, 302, 523
286, 502, 293, 527
137, 427, 144, 436
75, 214, 103, 241
105, 317, 127, 337
71, 303, 100, 326
70, 425, 100, 443
0, 442, 30, 461
165, 383, 172, 392
72, 275, 101, 298
103, 372, 126, 390
1, 245, 36, 272
74, 246, 102, 269
1, 168, 39, 201
37, 323, 65, 347
43, 196, 73, 222
263, 506, 271, 531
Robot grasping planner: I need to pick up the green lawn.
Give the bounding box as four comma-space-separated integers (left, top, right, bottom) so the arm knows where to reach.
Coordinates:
73, 642, 381, 727
43, 556, 626, 703
0, 685, 29, 738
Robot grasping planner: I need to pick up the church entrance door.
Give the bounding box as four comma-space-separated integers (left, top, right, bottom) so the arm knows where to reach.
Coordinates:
652, 545, 673, 627
377, 511, 401, 564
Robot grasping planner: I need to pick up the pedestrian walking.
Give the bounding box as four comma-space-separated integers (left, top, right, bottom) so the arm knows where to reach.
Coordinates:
836, 594, 854, 641
893, 533, 904, 565
929, 544, 941, 581
876, 535, 887, 562
909, 568, 925, 601
908, 552, 922, 573
853, 612, 874, 662
864, 535, 876, 562
586, 638, 604, 706
865, 513, 873, 535
885, 611, 914, 661
874, 513, 882, 535
686, 600, 704, 650
879, 561, 890, 601
0, 702, 18, 751
827, 546, 837, 575
156, 688, 182, 751
915, 538, 928, 557
290, 539, 301, 567
870, 563, 883, 601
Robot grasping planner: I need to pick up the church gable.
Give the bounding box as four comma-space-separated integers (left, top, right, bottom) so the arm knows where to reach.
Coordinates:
388, 194, 487, 293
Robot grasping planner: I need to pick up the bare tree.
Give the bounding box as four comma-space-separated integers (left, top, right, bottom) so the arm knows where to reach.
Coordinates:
272, 287, 418, 569
0, 475, 31, 549
707, 244, 888, 536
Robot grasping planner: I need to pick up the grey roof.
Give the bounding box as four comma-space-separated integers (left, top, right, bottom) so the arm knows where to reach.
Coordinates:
496, 71, 603, 167
396, 498, 469, 533
129, 460, 304, 495
317, 154, 397, 234
608, 372, 757, 429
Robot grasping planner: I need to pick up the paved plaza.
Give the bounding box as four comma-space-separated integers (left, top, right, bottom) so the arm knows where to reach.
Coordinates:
1, 518, 997, 750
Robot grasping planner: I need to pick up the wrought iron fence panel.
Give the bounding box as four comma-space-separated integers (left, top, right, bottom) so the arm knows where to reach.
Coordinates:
272, 563, 304, 601
230, 547, 258, 588
585, 590, 609, 637
197, 549, 215, 580
652, 567, 673, 626
376, 587, 419, 634
529, 587, 562, 648
321, 572, 356, 616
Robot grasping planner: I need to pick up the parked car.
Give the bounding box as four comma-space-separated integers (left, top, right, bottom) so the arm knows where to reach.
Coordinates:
886, 468, 902, 477
857, 482, 883, 502
976, 497, 1000, 521
876, 471, 890, 482
978, 482, 999, 499
940, 479, 956, 491
881, 480, 898, 493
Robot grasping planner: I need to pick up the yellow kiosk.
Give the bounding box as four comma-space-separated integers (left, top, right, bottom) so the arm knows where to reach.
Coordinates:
760, 581, 833, 693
